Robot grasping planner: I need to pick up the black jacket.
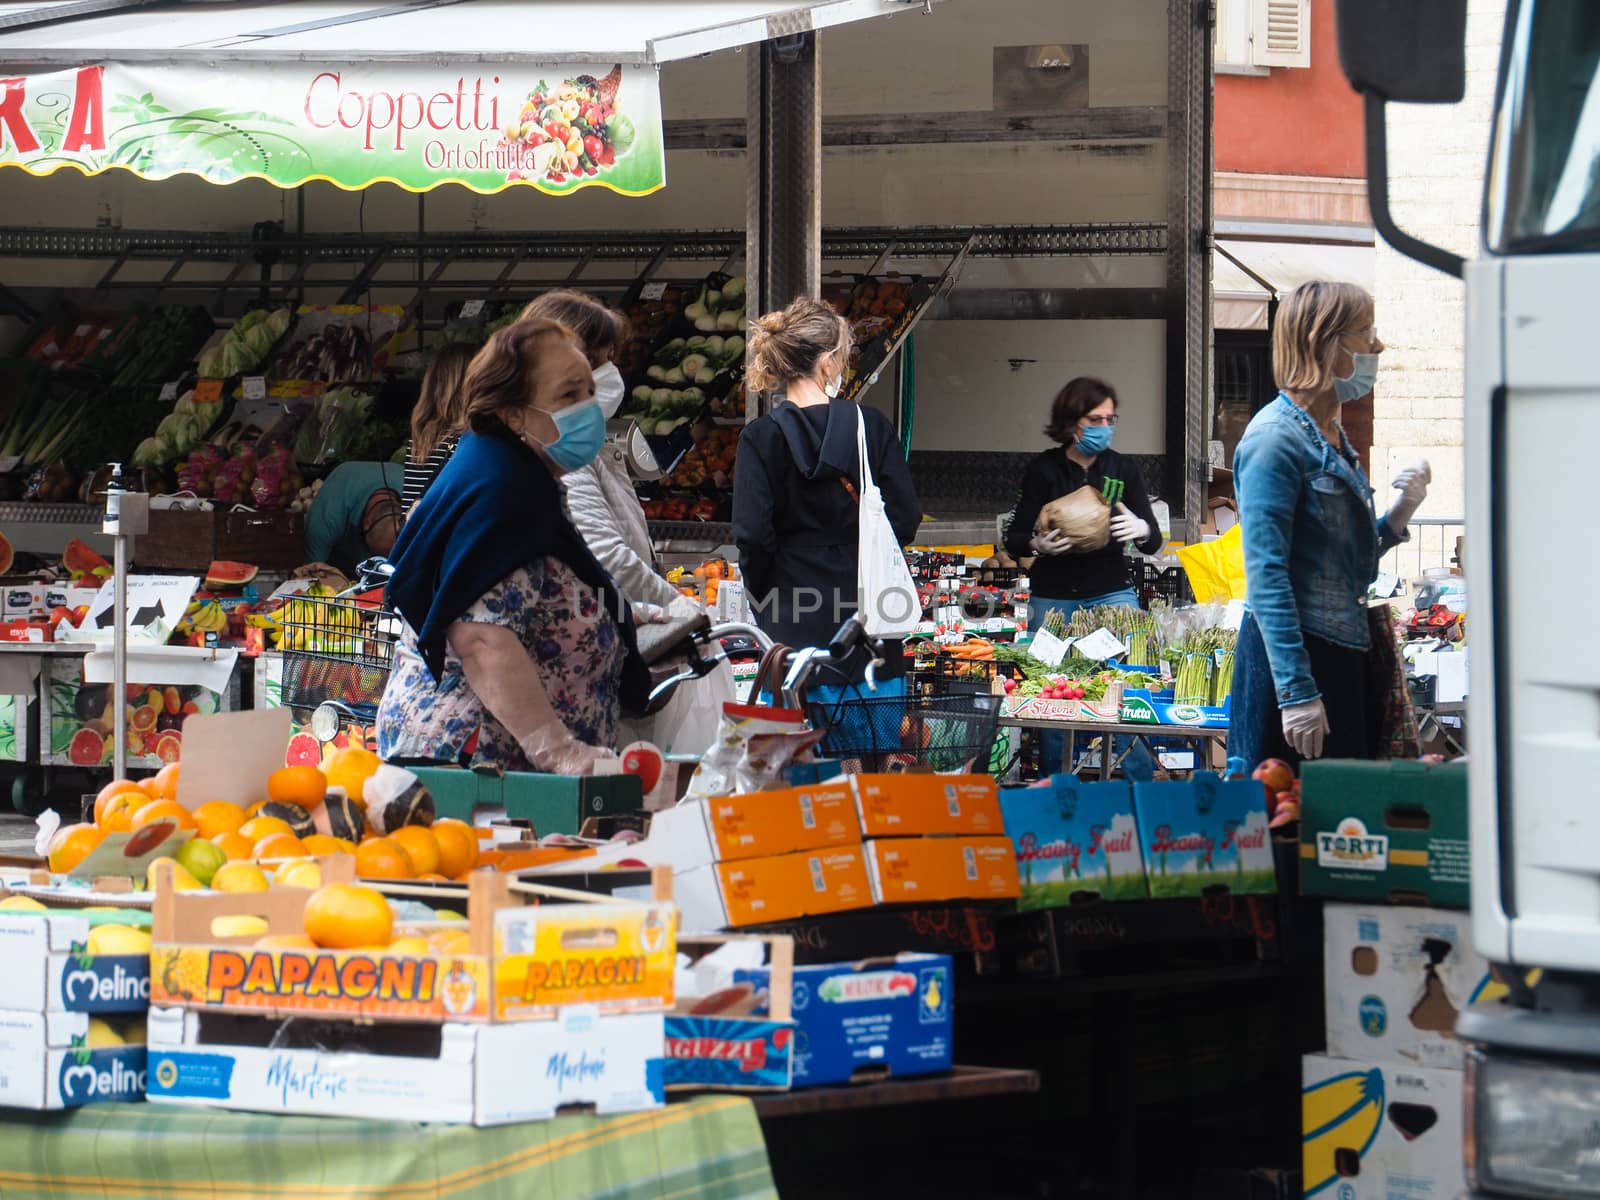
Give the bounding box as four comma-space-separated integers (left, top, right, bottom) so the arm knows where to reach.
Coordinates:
1005, 446, 1163, 600
734, 398, 922, 680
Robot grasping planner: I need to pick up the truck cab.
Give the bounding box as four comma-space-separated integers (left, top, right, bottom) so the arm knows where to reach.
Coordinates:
1336, 1, 1600, 1194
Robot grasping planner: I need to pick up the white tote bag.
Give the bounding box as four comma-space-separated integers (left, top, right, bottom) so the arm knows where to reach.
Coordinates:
854, 407, 921, 639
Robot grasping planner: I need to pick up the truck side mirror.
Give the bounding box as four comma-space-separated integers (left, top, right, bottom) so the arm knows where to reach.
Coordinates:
1334, 0, 1470, 278
1335, 0, 1468, 104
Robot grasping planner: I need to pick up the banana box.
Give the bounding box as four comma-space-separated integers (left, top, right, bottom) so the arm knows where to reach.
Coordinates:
0, 909, 152, 1014
676, 846, 874, 931
1324, 903, 1493, 1071
863, 836, 1021, 905
734, 953, 953, 1088
647, 781, 861, 869
1301, 1054, 1464, 1199
0, 1009, 147, 1110
850, 773, 1004, 838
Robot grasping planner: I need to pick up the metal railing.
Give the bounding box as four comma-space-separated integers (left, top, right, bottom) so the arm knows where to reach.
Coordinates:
1380, 516, 1464, 582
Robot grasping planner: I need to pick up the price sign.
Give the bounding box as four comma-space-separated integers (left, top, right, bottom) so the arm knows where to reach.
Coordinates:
461, 299, 486, 319
1072, 627, 1127, 662
640, 282, 668, 301
242, 376, 267, 400
985, 618, 1008, 634
159, 381, 179, 403
195, 379, 224, 403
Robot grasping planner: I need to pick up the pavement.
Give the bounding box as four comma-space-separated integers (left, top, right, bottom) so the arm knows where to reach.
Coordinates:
0, 813, 42, 857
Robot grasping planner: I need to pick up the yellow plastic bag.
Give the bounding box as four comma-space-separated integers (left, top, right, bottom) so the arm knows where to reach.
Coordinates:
1176, 523, 1247, 603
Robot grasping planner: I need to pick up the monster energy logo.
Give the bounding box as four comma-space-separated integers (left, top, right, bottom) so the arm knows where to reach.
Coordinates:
1101, 478, 1125, 506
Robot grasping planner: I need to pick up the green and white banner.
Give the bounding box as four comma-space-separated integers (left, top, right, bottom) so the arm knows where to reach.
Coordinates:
0, 61, 664, 196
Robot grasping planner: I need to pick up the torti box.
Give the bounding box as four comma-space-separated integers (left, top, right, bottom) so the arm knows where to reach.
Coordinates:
850, 773, 1004, 838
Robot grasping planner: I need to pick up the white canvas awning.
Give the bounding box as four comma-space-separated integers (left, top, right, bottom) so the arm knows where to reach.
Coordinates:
0, 0, 928, 64
1214, 236, 1376, 332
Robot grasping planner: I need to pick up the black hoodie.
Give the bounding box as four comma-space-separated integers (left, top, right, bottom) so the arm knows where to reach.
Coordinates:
733, 397, 922, 679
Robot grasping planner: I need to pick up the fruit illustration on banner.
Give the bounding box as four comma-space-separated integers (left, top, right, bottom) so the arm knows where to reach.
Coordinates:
501, 66, 627, 186
51, 675, 219, 767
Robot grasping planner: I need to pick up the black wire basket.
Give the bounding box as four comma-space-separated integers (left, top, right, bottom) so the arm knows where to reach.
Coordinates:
277, 589, 398, 710
806, 690, 1005, 774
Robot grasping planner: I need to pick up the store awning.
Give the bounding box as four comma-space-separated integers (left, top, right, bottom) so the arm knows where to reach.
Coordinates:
0, 0, 925, 195
1213, 236, 1375, 332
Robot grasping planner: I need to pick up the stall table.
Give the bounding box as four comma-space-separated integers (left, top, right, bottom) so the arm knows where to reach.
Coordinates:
998, 712, 1228, 780
752, 1065, 1040, 1120
0, 1095, 775, 1200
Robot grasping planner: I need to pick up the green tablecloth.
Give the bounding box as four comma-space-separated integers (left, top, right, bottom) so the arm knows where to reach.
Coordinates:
0, 1097, 776, 1199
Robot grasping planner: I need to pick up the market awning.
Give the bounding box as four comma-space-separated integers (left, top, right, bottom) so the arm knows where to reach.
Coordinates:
1213, 235, 1375, 332
0, 0, 925, 195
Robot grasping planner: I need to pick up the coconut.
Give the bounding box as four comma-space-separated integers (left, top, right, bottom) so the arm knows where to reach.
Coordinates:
319, 789, 366, 843
1037, 485, 1112, 553
362, 764, 435, 834
260, 801, 315, 840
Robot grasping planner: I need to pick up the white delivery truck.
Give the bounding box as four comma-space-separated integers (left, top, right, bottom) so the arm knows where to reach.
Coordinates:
1335, 1, 1600, 1195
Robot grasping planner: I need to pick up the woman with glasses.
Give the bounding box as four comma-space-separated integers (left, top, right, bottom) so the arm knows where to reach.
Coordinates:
1005, 376, 1164, 627
1230, 281, 1428, 767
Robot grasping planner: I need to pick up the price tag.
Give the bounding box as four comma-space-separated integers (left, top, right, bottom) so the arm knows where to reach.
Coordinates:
159, 381, 179, 403
1073, 627, 1127, 662
461, 299, 486, 319
1027, 627, 1070, 668
195, 379, 224, 403
640, 282, 667, 301
1371, 571, 1401, 599
985, 618, 1008, 634
242, 376, 267, 400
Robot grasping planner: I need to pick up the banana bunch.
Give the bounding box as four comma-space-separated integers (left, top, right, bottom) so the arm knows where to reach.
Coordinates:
274, 588, 361, 653
176, 599, 227, 636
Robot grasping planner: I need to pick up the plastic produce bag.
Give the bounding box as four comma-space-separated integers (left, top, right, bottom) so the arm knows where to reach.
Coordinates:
1176, 523, 1247, 603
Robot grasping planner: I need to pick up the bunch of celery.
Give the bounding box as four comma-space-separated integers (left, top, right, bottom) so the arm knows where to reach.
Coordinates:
0, 373, 89, 468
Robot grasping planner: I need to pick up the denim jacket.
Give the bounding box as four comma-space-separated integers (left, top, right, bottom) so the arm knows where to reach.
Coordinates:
1234, 394, 1403, 706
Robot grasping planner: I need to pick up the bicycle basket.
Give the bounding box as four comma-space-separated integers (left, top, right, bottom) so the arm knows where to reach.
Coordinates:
805, 691, 1004, 774
278, 589, 399, 710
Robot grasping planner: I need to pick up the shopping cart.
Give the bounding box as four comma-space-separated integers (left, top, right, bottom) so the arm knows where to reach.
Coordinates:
276, 558, 398, 739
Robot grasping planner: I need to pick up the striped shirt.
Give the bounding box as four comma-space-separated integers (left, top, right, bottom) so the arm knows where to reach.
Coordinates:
402, 435, 458, 518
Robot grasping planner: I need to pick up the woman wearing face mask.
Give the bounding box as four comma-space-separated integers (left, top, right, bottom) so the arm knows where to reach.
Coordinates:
378, 317, 650, 776
520, 292, 696, 622
734, 296, 922, 695
1231, 281, 1429, 768
1005, 376, 1165, 629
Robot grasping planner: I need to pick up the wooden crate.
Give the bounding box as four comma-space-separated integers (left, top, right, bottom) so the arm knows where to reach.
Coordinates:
134, 508, 306, 572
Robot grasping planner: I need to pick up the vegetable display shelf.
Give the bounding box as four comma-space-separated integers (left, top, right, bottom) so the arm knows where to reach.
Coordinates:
0, 501, 100, 525
647, 520, 734, 547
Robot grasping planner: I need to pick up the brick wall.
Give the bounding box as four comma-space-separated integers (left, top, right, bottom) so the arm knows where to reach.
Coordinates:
1371, 0, 1507, 527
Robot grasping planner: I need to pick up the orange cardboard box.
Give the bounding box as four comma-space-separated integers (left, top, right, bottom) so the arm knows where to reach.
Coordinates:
865, 837, 1022, 905
851, 773, 1004, 838
648, 783, 861, 869
677, 846, 873, 930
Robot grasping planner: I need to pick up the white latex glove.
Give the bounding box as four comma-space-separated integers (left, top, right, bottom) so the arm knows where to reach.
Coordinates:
1387, 458, 1431, 532
1109, 503, 1150, 545
1030, 528, 1072, 556
520, 727, 619, 776
1281, 698, 1331, 760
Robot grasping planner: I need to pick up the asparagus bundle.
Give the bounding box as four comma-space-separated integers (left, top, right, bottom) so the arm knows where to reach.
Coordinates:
1212, 649, 1236, 705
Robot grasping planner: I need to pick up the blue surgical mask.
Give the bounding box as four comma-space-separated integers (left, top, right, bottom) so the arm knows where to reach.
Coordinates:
1334, 352, 1380, 404
539, 398, 606, 471
1075, 424, 1114, 455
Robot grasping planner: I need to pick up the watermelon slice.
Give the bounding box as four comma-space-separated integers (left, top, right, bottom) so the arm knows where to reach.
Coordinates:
63, 537, 109, 576
0, 530, 11, 575
204, 560, 259, 590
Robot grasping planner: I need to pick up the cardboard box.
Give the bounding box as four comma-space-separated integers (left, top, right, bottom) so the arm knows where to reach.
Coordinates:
1301, 1054, 1464, 1200
146, 1005, 664, 1125
647, 782, 861, 869
0, 910, 151, 1013
491, 899, 676, 1021
676, 846, 873, 931
735, 953, 953, 1088
851, 772, 1004, 838
0, 1009, 147, 1109
665, 935, 796, 1091
864, 836, 1021, 905
1000, 776, 1149, 908
1323, 903, 1494, 1071
1300, 759, 1469, 908
1133, 773, 1275, 898
409, 765, 643, 836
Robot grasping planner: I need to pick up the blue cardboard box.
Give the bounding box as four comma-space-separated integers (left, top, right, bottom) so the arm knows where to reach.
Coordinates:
1120, 689, 1231, 729
1000, 776, 1148, 909
1132, 772, 1276, 898
666, 935, 796, 1092
737, 953, 953, 1088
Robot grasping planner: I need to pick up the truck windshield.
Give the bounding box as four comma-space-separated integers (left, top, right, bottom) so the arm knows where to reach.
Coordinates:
1487, 0, 1600, 253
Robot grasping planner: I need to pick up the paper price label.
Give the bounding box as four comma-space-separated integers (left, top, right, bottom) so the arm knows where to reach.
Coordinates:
460, 299, 486, 318
640, 282, 667, 301
985, 618, 1007, 634
194, 379, 224, 403
1072, 627, 1127, 662
159, 381, 179, 403
242, 376, 267, 400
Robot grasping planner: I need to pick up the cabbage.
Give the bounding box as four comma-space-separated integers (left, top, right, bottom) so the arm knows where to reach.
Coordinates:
156, 413, 187, 443
1038, 486, 1111, 552
131, 437, 167, 468
242, 322, 278, 361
